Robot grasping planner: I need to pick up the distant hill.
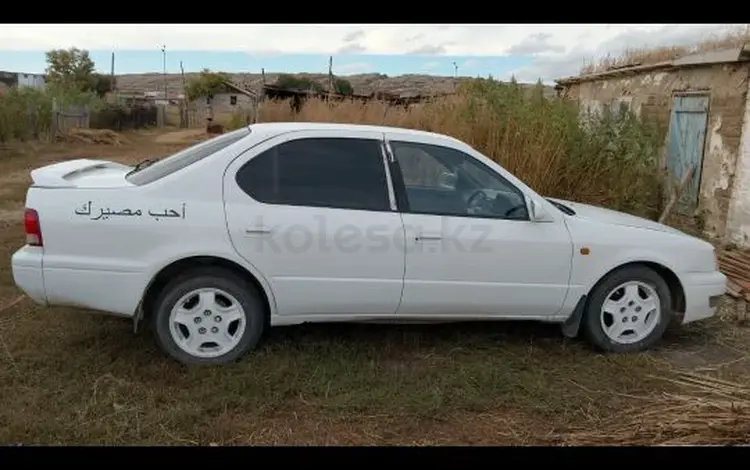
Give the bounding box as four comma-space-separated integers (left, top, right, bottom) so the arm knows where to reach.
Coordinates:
114, 72, 556, 99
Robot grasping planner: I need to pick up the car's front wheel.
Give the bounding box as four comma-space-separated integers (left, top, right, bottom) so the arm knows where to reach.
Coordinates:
582, 265, 672, 353
152, 267, 266, 365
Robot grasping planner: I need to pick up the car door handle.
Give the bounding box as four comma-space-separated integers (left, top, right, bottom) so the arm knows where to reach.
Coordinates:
245, 227, 273, 235
415, 235, 442, 242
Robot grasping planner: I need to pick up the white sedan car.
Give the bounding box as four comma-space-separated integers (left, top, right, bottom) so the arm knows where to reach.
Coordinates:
11, 122, 726, 365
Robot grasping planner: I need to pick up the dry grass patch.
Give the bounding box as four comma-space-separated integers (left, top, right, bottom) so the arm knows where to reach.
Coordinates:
562, 371, 750, 446
57, 128, 131, 146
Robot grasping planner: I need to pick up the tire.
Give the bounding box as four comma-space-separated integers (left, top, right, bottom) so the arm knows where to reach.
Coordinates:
151, 266, 266, 365
582, 265, 672, 353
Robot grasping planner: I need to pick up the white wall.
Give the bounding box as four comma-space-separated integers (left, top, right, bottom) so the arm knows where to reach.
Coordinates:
195, 92, 255, 113
725, 78, 750, 247
16, 73, 45, 89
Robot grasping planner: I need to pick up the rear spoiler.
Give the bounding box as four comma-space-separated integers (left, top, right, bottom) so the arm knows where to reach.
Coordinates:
30, 159, 132, 188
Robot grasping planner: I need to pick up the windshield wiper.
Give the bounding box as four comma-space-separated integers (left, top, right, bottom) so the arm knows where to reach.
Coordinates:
128, 158, 158, 175
546, 198, 576, 216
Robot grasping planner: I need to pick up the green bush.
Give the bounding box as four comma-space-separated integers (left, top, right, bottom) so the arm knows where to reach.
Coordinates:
226, 110, 249, 131
0, 85, 103, 143
334, 78, 354, 95
450, 79, 664, 218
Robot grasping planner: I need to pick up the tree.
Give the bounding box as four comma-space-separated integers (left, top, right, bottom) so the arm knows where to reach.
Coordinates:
44, 48, 114, 97
275, 74, 324, 93
531, 78, 547, 104
334, 77, 354, 95
184, 69, 232, 101
45, 48, 96, 91
89, 74, 115, 98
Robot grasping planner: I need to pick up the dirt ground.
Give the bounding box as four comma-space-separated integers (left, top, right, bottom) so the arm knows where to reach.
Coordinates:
0, 129, 749, 446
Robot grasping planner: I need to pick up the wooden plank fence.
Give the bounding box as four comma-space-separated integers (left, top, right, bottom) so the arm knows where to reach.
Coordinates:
180, 104, 208, 128
51, 105, 90, 137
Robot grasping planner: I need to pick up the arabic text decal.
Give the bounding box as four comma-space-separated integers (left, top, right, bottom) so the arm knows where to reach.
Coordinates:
74, 201, 186, 221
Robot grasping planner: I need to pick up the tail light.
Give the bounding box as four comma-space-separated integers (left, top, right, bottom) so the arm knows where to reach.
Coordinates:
24, 208, 43, 247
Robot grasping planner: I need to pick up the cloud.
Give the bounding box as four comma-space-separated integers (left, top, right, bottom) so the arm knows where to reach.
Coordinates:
247, 49, 283, 59
338, 29, 367, 53
336, 43, 366, 54
342, 30, 365, 43
408, 44, 448, 55
2, 24, 745, 82
506, 33, 565, 55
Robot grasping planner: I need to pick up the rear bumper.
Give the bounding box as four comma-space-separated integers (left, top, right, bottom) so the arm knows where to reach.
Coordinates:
12, 246, 143, 317
11, 246, 47, 306
680, 270, 727, 324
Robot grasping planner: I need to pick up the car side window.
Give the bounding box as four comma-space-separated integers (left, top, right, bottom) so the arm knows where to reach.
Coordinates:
390, 140, 529, 220
236, 137, 391, 212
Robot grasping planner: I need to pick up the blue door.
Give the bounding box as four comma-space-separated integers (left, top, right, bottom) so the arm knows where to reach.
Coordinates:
666, 95, 709, 212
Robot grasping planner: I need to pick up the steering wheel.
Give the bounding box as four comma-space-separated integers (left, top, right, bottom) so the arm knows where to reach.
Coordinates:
504, 203, 528, 218
466, 189, 491, 214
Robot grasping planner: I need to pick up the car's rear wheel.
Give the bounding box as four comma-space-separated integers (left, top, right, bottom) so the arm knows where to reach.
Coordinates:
152, 267, 265, 365
582, 265, 672, 353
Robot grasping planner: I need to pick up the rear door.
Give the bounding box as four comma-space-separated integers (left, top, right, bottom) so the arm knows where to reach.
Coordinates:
223, 129, 406, 320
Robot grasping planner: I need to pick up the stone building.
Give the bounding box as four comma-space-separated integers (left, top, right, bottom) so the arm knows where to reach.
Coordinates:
189, 81, 257, 115
555, 45, 750, 247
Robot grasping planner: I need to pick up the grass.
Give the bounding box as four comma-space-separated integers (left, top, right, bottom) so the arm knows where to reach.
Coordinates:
580, 25, 750, 75
0, 84, 748, 445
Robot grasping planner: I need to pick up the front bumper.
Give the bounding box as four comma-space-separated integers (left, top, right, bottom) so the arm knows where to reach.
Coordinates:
680, 270, 727, 324
11, 246, 47, 306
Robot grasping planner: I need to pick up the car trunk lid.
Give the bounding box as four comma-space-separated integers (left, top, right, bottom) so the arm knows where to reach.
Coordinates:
30, 159, 135, 188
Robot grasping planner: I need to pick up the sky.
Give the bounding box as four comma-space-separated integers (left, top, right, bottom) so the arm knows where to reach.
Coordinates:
0, 24, 745, 84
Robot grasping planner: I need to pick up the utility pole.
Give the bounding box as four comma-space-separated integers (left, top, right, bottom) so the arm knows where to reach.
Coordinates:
180, 60, 187, 128
160, 45, 167, 102
328, 56, 334, 95
110, 52, 116, 99
452, 61, 459, 92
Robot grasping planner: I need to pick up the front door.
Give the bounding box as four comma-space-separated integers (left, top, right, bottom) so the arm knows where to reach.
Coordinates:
385, 134, 573, 318
666, 94, 710, 213
223, 129, 406, 319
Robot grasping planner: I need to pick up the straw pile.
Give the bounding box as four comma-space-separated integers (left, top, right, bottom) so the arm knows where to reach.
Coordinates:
57, 128, 130, 146
718, 249, 750, 302
561, 372, 750, 446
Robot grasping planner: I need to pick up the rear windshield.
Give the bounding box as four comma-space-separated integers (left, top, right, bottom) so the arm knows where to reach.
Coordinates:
126, 127, 252, 185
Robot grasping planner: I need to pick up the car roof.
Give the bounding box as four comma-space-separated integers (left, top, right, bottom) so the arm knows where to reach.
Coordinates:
247, 121, 464, 144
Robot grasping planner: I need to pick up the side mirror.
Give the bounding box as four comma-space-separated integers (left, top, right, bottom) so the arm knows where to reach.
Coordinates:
528, 198, 554, 222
